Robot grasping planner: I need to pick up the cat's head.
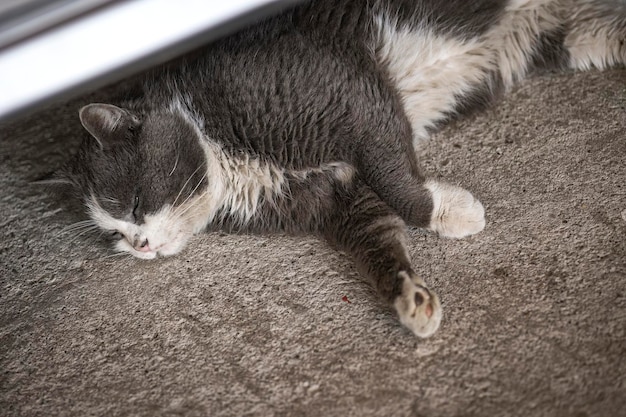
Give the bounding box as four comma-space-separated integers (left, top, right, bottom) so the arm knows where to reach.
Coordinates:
61, 103, 212, 259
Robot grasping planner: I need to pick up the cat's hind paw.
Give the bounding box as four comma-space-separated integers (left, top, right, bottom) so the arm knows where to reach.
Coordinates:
425, 180, 485, 239
394, 271, 442, 338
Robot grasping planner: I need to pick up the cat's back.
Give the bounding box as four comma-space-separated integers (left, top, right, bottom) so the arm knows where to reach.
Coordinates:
174, 1, 384, 166
149, 0, 509, 166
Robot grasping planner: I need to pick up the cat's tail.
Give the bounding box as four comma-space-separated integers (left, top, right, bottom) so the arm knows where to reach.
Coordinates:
563, 0, 626, 71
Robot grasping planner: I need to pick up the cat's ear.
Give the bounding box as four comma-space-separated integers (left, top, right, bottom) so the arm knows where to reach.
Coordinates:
79, 103, 140, 148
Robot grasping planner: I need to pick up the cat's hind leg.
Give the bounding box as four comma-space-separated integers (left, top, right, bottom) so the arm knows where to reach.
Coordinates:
323, 179, 442, 337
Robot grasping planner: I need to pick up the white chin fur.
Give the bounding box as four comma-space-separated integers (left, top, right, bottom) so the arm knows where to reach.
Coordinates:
90, 200, 206, 260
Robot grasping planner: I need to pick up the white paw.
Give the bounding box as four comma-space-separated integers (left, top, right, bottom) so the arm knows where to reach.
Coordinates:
425, 180, 485, 239
394, 271, 442, 338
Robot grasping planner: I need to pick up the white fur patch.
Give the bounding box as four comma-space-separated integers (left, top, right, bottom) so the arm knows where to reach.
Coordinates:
215, 148, 286, 224
375, 16, 492, 143
425, 180, 486, 239
200, 142, 355, 227
374, 1, 563, 144
565, 0, 626, 70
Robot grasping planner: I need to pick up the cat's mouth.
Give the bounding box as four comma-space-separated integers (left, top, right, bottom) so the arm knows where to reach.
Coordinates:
114, 233, 188, 260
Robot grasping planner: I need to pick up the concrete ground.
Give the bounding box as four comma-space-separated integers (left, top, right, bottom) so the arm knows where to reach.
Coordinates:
1, 67, 625, 416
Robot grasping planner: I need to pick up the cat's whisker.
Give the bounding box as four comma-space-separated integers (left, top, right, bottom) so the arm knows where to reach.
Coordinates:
169, 153, 180, 177
63, 228, 101, 244
167, 172, 208, 223
65, 224, 99, 233
170, 188, 209, 220
60, 220, 97, 233
99, 197, 121, 206
175, 169, 208, 208
170, 200, 201, 222
101, 251, 132, 260
59, 225, 100, 240
172, 173, 208, 216
172, 163, 205, 207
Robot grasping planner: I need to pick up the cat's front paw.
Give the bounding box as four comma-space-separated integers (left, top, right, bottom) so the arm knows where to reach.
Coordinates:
394, 271, 442, 338
425, 180, 485, 239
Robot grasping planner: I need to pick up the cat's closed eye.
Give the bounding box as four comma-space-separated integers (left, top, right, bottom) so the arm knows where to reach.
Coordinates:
131, 194, 140, 222
109, 231, 122, 240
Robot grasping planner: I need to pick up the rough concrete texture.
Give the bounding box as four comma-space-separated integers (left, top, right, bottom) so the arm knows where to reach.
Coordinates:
1, 68, 625, 417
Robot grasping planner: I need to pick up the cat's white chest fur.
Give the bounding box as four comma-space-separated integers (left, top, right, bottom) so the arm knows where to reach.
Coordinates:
206, 142, 286, 225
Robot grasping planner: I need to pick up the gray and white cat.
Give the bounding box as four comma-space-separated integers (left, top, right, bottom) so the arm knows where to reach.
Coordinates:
57, 0, 626, 337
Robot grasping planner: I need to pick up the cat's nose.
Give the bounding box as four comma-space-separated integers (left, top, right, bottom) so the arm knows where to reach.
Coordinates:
134, 238, 151, 252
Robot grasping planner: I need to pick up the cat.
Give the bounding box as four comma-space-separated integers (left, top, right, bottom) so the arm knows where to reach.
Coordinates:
56, 0, 626, 338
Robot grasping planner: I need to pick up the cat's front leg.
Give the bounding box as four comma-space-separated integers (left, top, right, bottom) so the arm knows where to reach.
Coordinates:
352, 117, 485, 239
394, 270, 442, 338
424, 180, 486, 239
324, 180, 442, 338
